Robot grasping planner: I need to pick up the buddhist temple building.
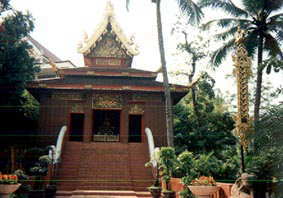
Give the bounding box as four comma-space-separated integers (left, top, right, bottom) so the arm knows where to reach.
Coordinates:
27, 2, 188, 195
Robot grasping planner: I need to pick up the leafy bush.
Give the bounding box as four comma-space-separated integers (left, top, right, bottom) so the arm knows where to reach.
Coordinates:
159, 147, 178, 191
30, 155, 52, 176
246, 104, 283, 197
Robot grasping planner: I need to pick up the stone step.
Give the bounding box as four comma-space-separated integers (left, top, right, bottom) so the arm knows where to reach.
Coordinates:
56, 190, 151, 198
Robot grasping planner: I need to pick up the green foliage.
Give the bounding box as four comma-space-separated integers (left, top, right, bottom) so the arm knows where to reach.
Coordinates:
20, 90, 39, 120
175, 149, 239, 186
159, 147, 178, 190
173, 74, 240, 181
30, 155, 51, 176
174, 74, 236, 154
199, 0, 283, 68
0, 0, 10, 12
14, 169, 32, 198
22, 147, 47, 175
243, 104, 283, 197
0, 6, 39, 105
246, 104, 283, 180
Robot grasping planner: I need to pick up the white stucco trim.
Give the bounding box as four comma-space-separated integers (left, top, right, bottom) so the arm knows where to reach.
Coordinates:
77, 1, 139, 56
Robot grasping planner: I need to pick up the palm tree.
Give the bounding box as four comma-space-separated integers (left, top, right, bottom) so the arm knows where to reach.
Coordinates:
127, 0, 203, 146
199, 0, 283, 122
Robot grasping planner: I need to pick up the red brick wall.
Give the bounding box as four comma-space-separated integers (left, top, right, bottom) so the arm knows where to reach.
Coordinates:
37, 91, 167, 146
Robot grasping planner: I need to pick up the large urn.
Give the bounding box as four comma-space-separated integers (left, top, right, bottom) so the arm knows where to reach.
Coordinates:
0, 184, 21, 198
188, 185, 219, 198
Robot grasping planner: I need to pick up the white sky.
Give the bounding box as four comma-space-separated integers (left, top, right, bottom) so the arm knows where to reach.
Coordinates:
10, 0, 283, 102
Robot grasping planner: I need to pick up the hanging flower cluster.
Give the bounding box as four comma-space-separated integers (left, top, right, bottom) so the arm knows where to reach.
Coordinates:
0, 174, 18, 184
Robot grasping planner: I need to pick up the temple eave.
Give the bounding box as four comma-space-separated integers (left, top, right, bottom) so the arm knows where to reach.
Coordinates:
28, 84, 189, 93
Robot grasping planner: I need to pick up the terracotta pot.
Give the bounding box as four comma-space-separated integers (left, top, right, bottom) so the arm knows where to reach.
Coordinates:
0, 184, 21, 198
148, 187, 161, 198
188, 186, 219, 198
216, 182, 233, 198
162, 191, 176, 198
161, 178, 184, 198
170, 178, 184, 192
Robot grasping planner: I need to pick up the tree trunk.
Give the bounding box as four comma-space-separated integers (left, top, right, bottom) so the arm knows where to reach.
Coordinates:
156, 0, 174, 147
189, 61, 200, 123
254, 34, 264, 122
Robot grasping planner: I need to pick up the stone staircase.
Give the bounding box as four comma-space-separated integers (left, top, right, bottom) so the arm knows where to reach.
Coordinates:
55, 141, 153, 197
56, 190, 151, 198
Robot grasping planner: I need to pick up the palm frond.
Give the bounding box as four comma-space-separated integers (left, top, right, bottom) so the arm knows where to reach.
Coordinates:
214, 20, 252, 41
268, 17, 283, 33
176, 0, 204, 25
202, 18, 251, 30
264, 33, 283, 59
243, 0, 283, 16
244, 29, 258, 57
264, 0, 283, 12
275, 30, 283, 42
268, 13, 283, 23
215, 26, 238, 41
211, 39, 235, 67
199, 0, 249, 17
242, 0, 262, 16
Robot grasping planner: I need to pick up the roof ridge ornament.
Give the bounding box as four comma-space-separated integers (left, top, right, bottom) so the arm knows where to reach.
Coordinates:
105, 0, 114, 18
77, 1, 139, 56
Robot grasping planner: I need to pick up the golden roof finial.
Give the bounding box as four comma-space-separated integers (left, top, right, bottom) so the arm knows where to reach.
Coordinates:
105, 0, 114, 17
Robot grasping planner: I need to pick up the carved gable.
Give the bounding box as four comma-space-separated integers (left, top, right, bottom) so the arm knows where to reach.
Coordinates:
78, 2, 138, 68
87, 24, 130, 59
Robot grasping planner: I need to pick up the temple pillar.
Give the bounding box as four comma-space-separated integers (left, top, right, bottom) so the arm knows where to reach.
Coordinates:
84, 93, 93, 142
120, 108, 128, 143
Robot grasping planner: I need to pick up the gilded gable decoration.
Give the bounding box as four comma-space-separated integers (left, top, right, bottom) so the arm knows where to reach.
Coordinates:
77, 1, 139, 57
129, 104, 144, 114
88, 30, 130, 58
92, 94, 123, 109
71, 103, 84, 113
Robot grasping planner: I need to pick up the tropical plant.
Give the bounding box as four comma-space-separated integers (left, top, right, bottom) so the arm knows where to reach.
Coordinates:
174, 74, 236, 154
0, 0, 38, 106
245, 104, 283, 198
159, 147, 177, 191
172, 18, 211, 124
0, 0, 39, 149
14, 169, 32, 198
126, 0, 203, 146
145, 148, 161, 187
176, 151, 238, 198
199, 0, 283, 122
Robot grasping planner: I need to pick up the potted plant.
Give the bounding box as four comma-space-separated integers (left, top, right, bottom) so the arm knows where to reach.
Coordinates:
14, 169, 32, 198
176, 151, 196, 198
29, 154, 52, 198
0, 173, 21, 198
159, 147, 177, 198
146, 148, 162, 198
188, 176, 219, 198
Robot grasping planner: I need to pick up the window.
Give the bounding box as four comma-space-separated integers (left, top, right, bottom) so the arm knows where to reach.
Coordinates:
69, 113, 84, 141
128, 114, 142, 143
93, 110, 120, 142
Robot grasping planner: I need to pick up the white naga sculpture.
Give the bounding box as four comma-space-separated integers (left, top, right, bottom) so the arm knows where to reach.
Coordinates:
48, 126, 67, 164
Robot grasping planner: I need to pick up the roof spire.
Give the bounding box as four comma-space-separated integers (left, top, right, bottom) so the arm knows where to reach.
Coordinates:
105, 0, 114, 17
77, 0, 139, 56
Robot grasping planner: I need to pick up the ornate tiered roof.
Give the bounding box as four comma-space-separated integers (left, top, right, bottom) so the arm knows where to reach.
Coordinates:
77, 1, 139, 57
27, 1, 189, 104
